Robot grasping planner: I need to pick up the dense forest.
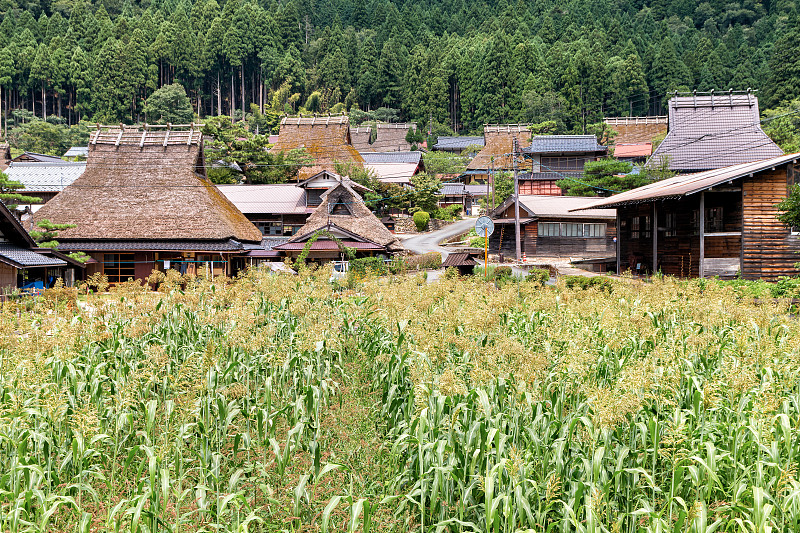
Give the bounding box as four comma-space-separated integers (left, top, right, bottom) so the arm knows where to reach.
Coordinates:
0, 0, 798, 136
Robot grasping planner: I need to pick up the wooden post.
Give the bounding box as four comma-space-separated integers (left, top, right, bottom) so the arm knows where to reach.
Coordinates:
652, 202, 658, 275
616, 211, 621, 274
740, 186, 745, 277
699, 192, 705, 278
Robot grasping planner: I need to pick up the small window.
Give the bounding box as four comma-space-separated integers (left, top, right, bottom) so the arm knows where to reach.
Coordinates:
562, 223, 583, 237
539, 222, 560, 236
705, 207, 723, 233
584, 223, 606, 238
631, 217, 640, 239
665, 212, 677, 237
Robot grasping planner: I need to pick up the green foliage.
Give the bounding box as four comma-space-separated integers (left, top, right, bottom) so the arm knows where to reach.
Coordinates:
348, 257, 388, 277
0, 171, 40, 207
563, 274, 614, 292
421, 151, 468, 176
411, 173, 442, 213
433, 204, 462, 221
203, 116, 310, 184
142, 83, 194, 124
777, 185, 800, 230
29, 218, 76, 248
413, 211, 430, 232
762, 100, 800, 153
493, 266, 512, 280
7, 119, 89, 156
526, 267, 550, 285
294, 229, 355, 270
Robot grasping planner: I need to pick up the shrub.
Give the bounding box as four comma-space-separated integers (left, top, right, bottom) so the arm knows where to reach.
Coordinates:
564, 275, 613, 292
349, 257, 388, 277
493, 266, 513, 280
413, 211, 430, 231
82, 272, 109, 294
444, 266, 460, 279
771, 276, 800, 298
526, 267, 550, 285
434, 204, 463, 221
405, 252, 442, 270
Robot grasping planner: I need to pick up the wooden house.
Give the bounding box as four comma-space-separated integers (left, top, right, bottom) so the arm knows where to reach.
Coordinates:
370, 123, 416, 152
603, 116, 667, 145
270, 116, 364, 180
33, 125, 263, 283
466, 124, 533, 182
0, 200, 83, 289
442, 251, 479, 275
574, 153, 800, 280
489, 195, 616, 259
5, 161, 86, 208
273, 180, 403, 261
520, 135, 607, 195
361, 151, 424, 186
649, 91, 782, 173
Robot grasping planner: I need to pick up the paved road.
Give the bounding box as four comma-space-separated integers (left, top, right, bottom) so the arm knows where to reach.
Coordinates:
401, 218, 477, 258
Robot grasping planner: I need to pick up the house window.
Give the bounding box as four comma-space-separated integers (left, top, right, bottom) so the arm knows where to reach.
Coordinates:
665, 212, 677, 237
283, 225, 302, 236
538, 222, 606, 238
103, 253, 135, 284
541, 156, 588, 171
256, 222, 283, 235
643, 215, 651, 238
631, 217, 640, 239
705, 207, 723, 233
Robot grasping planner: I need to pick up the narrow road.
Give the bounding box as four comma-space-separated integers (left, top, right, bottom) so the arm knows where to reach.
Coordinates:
401, 218, 476, 258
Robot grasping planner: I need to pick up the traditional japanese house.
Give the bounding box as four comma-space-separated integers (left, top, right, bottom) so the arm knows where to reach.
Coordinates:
489, 195, 616, 259
0, 200, 83, 289
432, 136, 484, 154
466, 124, 533, 182
369, 123, 416, 152
33, 125, 263, 283
270, 115, 364, 180
273, 180, 403, 261
519, 135, 607, 195
5, 161, 86, 208
350, 126, 373, 151
573, 153, 800, 280
442, 251, 479, 275
603, 116, 667, 145
11, 152, 65, 163
361, 151, 424, 186
649, 91, 783, 173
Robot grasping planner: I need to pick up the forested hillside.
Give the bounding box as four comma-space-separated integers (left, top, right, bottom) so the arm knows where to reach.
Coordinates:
0, 0, 798, 135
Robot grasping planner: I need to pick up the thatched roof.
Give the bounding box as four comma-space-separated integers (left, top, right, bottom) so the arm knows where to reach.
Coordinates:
279, 179, 403, 252
370, 123, 415, 152
34, 127, 262, 243
350, 126, 373, 151
467, 124, 533, 171
271, 116, 364, 179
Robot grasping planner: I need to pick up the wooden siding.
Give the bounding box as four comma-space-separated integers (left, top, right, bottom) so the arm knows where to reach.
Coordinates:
489, 218, 616, 258
0, 263, 16, 287
742, 169, 800, 280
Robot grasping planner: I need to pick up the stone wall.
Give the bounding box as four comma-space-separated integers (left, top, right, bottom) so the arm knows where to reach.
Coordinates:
394, 217, 455, 234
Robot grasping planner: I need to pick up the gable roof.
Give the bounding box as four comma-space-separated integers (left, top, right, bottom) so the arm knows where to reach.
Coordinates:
297, 169, 372, 194
492, 194, 616, 220
278, 180, 403, 252
442, 252, 478, 268
575, 152, 800, 210
12, 152, 65, 163
468, 125, 534, 171
271, 116, 364, 179
5, 161, 86, 193
217, 184, 307, 214
433, 136, 485, 151
604, 116, 668, 145
33, 126, 262, 243
524, 135, 607, 155
649, 93, 783, 172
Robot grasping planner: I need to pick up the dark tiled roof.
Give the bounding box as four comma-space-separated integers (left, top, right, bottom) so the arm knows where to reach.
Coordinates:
274, 241, 385, 251
12, 152, 65, 163
360, 151, 422, 164
441, 183, 466, 195
464, 184, 488, 196
0, 244, 67, 268
649, 94, 783, 172
524, 135, 607, 154
433, 136, 485, 150
242, 237, 291, 250
442, 252, 478, 267
57, 240, 246, 252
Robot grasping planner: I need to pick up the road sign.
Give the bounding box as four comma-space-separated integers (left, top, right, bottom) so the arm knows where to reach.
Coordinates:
475, 216, 495, 238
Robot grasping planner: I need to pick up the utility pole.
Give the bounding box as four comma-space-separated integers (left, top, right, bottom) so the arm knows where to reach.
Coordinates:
486, 159, 492, 215
490, 157, 495, 212
513, 138, 521, 262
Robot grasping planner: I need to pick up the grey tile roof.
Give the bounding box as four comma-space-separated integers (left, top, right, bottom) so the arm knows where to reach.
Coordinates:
360, 151, 422, 164
649, 94, 783, 172
464, 184, 488, 196
433, 136, 485, 150
57, 240, 245, 252
441, 183, 466, 195
242, 237, 291, 250
5, 162, 86, 192
13, 152, 66, 163
524, 135, 607, 154
0, 244, 67, 267
63, 146, 88, 158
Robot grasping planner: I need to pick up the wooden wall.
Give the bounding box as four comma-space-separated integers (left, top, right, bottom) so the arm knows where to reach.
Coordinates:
519, 180, 563, 196
742, 169, 800, 280
489, 218, 616, 258
0, 263, 16, 288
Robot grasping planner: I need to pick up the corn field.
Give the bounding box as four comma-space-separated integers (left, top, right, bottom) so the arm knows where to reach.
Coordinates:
2, 270, 800, 532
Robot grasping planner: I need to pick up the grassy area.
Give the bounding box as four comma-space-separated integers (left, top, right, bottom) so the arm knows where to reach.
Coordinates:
2, 270, 800, 531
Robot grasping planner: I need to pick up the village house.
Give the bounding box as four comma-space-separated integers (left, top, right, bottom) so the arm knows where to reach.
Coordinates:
432, 136, 485, 154
604, 115, 667, 145
0, 200, 83, 289
361, 151, 424, 186
520, 135, 608, 195
465, 124, 533, 183
5, 160, 86, 209
273, 179, 403, 261
488, 195, 616, 260
439, 183, 487, 215
33, 125, 263, 283
270, 115, 364, 180
574, 153, 800, 280
649, 91, 783, 173
11, 152, 65, 163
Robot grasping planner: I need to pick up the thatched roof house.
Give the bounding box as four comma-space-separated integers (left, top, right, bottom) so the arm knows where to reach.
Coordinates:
370, 123, 416, 152
274, 178, 403, 260
603, 116, 667, 145
271, 116, 364, 180
467, 124, 533, 177
34, 125, 262, 283
350, 126, 373, 151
